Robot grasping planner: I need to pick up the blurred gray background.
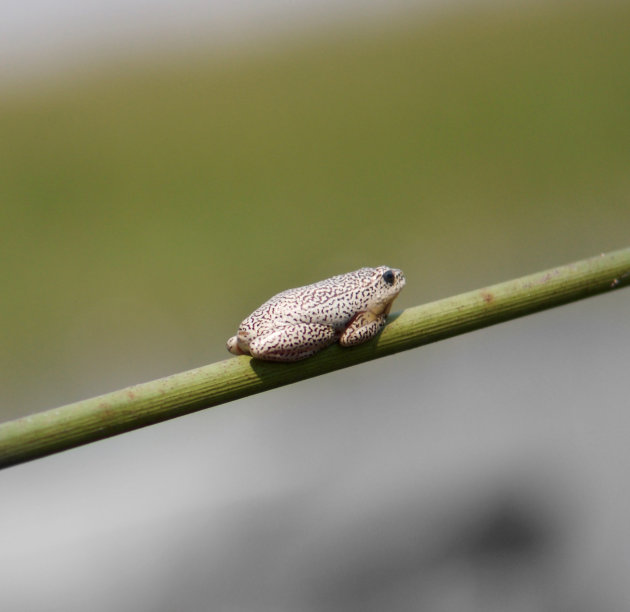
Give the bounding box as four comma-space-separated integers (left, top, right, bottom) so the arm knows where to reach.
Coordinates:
1, 0, 629, 610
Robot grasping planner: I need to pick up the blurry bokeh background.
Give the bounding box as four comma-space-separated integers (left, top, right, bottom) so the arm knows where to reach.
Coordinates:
1, 0, 629, 610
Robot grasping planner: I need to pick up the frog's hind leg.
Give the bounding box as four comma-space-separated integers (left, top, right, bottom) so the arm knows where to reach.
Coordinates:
249, 324, 339, 362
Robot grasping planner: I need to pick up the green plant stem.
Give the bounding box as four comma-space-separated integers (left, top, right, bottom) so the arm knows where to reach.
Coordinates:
1, 248, 630, 469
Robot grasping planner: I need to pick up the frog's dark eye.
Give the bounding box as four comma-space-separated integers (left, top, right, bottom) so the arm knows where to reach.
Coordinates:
382, 270, 395, 285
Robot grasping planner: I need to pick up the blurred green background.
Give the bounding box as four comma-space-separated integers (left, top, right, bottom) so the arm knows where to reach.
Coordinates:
3, 2, 630, 611
1, 0, 629, 420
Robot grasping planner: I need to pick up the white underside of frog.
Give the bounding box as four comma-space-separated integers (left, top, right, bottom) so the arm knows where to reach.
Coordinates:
226, 266, 405, 362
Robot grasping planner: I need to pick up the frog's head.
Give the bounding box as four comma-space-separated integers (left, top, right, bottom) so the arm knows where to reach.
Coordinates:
367, 266, 406, 315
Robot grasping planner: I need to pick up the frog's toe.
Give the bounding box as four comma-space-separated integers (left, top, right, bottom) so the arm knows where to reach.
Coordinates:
227, 336, 245, 355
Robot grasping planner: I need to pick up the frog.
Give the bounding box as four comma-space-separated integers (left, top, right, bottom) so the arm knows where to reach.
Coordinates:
226, 266, 406, 362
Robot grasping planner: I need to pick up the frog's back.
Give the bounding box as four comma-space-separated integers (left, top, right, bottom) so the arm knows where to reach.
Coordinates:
246, 267, 378, 329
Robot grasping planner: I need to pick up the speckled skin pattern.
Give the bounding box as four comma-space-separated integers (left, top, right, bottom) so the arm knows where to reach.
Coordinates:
227, 266, 405, 362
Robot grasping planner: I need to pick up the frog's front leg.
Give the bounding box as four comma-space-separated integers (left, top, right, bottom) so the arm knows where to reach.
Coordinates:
249, 323, 339, 362
339, 311, 386, 347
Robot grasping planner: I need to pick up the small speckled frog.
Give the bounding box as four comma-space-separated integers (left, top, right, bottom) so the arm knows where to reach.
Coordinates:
227, 266, 405, 361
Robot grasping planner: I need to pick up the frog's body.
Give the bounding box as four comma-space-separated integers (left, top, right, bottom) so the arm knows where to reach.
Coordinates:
226, 266, 405, 362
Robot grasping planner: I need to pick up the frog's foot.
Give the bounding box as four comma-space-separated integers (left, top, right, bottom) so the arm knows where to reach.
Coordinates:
339, 312, 386, 347
249, 324, 339, 362
227, 335, 246, 356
